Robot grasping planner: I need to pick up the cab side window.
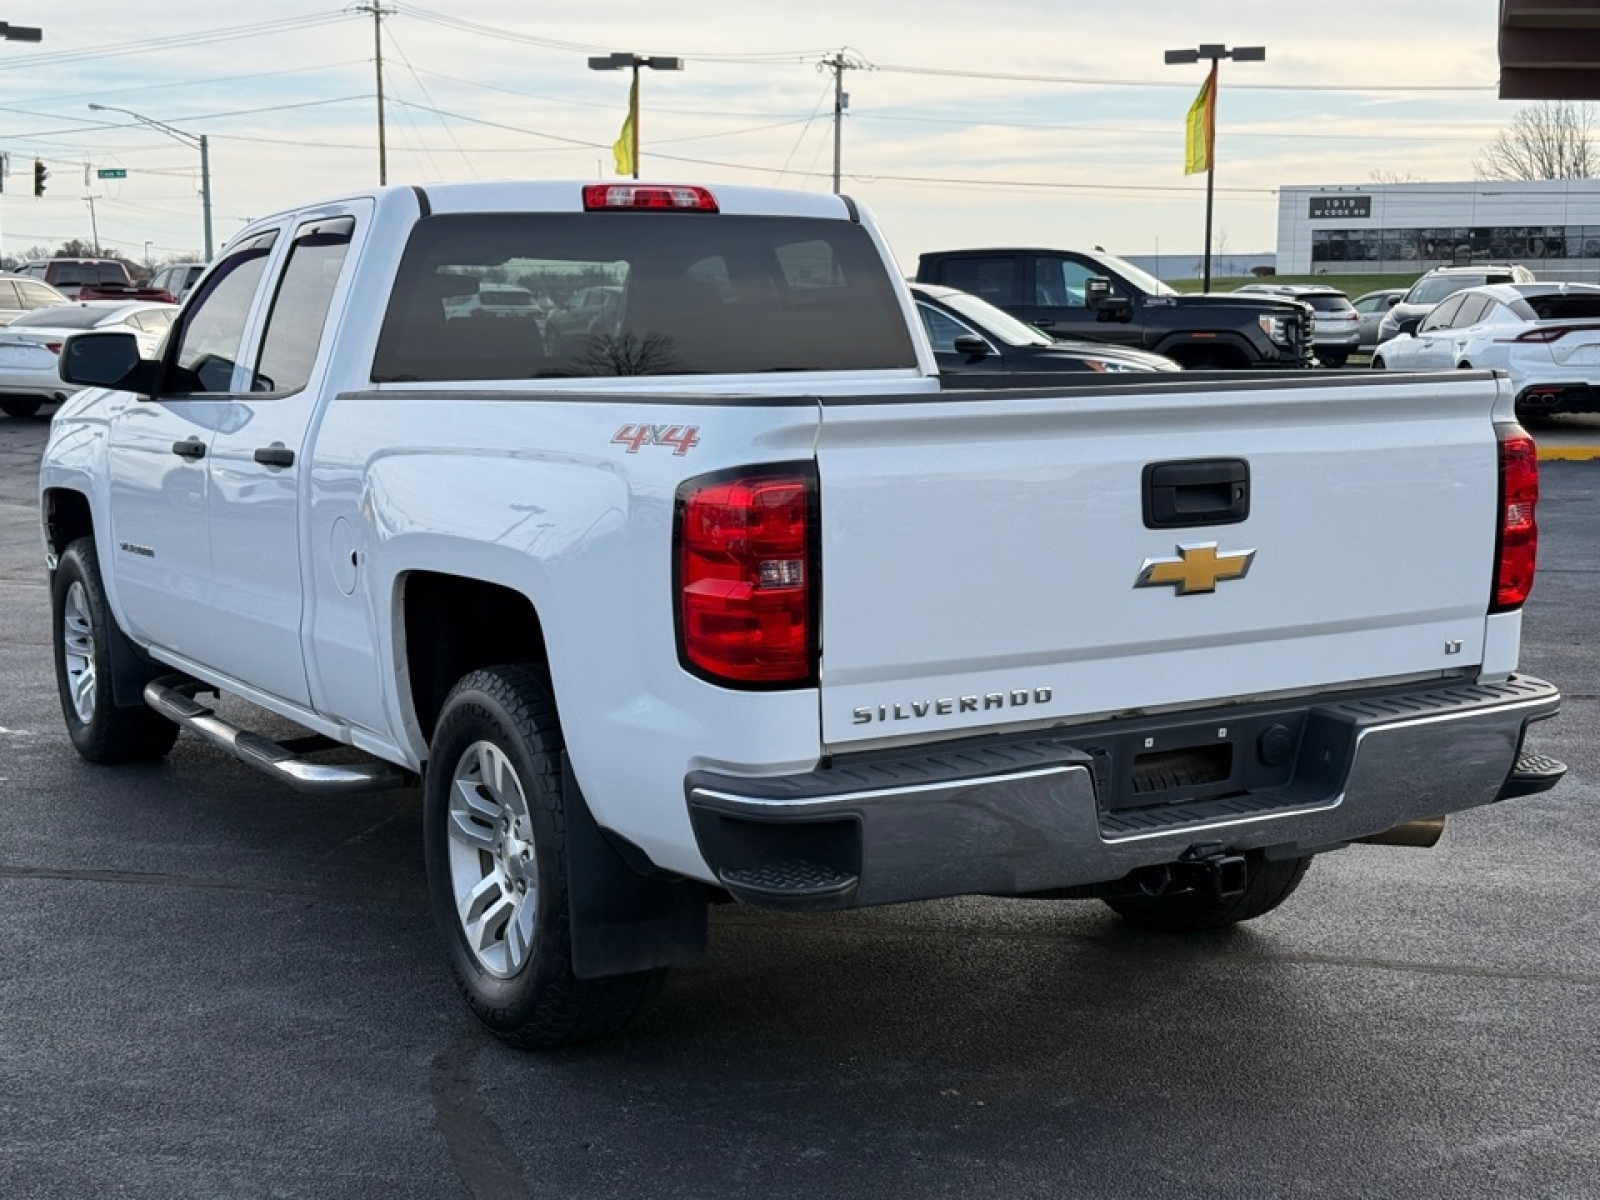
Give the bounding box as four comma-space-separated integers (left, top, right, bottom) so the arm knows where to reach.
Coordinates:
1032, 258, 1099, 308
169, 232, 278, 394
939, 258, 1018, 308
252, 216, 354, 395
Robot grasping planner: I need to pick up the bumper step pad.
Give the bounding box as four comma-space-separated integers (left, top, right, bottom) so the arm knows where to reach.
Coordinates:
1497, 750, 1567, 801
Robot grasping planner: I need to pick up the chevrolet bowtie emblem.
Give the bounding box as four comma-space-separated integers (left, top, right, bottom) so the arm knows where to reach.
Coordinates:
1135, 542, 1256, 595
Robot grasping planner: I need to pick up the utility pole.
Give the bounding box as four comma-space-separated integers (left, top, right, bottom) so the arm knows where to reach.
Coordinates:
354, 2, 390, 184
87, 104, 213, 259
820, 51, 869, 195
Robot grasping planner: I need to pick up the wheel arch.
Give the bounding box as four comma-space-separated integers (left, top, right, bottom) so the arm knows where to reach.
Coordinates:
400, 570, 550, 746
1153, 335, 1254, 370
42, 487, 95, 560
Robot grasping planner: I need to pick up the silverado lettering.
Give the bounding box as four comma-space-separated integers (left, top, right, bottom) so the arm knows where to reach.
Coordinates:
852, 687, 1055, 724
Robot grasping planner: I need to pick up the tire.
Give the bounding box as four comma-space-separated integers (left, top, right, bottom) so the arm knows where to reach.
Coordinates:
1, 397, 42, 419
423, 664, 664, 1049
1103, 853, 1312, 932
1371, 356, 1386, 370
52, 538, 181, 764
1319, 353, 1347, 369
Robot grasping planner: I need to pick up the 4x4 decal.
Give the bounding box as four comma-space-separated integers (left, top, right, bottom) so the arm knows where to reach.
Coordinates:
612, 424, 700, 455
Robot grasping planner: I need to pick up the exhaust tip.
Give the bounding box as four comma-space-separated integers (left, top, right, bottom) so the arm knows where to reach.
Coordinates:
1355, 816, 1446, 848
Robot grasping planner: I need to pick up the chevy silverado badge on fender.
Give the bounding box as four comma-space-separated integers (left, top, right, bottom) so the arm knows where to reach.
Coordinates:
40, 179, 1564, 1050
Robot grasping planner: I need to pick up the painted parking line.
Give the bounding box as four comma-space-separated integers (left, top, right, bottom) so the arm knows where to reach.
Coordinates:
1537, 444, 1600, 461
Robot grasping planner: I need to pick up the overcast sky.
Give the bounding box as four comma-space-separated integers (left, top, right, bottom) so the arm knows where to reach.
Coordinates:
0, 1, 1518, 272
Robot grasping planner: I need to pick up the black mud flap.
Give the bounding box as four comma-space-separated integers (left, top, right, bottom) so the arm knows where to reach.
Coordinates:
563, 755, 709, 980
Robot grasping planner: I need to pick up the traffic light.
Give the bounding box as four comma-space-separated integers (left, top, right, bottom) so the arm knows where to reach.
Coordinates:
33, 157, 46, 197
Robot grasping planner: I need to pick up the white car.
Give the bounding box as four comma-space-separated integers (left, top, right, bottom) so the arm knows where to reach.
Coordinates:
0, 300, 177, 419
1370, 281, 1600, 418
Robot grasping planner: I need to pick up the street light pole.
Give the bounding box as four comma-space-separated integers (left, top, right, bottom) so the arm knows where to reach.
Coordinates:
587, 52, 684, 180
87, 103, 214, 261
1164, 43, 1264, 292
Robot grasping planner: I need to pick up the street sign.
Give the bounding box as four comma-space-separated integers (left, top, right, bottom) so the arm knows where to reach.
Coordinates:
97, 168, 127, 179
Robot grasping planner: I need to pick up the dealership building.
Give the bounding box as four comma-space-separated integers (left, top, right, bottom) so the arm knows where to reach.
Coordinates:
1274, 180, 1600, 281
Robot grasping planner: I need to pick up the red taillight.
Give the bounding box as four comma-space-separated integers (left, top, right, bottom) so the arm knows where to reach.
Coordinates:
1493, 425, 1538, 612
582, 184, 719, 212
1502, 323, 1600, 344
676, 467, 816, 686
45, 341, 63, 355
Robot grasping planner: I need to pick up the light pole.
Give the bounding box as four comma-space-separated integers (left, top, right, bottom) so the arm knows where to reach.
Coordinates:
87, 103, 213, 261
1164, 43, 1264, 292
587, 52, 684, 179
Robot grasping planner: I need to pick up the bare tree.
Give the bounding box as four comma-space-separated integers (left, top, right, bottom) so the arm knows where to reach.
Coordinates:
1474, 101, 1596, 180
1369, 168, 1425, 184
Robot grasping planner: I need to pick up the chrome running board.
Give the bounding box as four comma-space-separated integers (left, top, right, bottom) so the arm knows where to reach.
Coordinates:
144, 675, 413, 795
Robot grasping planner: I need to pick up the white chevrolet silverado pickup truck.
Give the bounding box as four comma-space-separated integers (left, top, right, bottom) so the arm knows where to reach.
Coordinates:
40, 180, 1565, 1049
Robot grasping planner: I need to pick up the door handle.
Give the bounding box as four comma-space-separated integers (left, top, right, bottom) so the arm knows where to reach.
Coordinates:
253, 445, 295, 468
171, 438, 206, 461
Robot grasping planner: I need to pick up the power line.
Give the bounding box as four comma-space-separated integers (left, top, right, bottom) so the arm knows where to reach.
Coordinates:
13, 60, 369, 108
0, 13, 357, 71
870, 62, 1499, 93
851, 111, 1501, 144
393, 4, 833, 62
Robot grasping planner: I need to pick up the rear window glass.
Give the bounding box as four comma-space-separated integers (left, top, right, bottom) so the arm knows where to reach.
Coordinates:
372, 213, 917, 382
9, 305, 108, 329
1303, 294, 1353, 313
1526, 293, 1600, 320
1408, 275, 1497, 305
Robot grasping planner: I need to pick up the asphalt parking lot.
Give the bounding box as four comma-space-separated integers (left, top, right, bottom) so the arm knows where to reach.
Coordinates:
1, 411, 1597, 1200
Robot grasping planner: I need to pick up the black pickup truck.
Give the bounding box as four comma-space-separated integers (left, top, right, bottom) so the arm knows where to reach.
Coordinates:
916, 247, 1314, 369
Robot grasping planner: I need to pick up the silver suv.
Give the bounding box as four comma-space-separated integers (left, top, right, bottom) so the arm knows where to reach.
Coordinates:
1377, 264, 1535, 345
1234, 284, 1361, 367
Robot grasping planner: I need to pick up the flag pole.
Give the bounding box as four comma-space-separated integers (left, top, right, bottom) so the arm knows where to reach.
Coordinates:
1202, 59, 1217, 291
629, 64, 640, 180
1167, 44, 1263, 294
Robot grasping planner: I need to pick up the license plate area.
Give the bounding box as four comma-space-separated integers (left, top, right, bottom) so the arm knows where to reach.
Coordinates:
1088, 713, 1308, 814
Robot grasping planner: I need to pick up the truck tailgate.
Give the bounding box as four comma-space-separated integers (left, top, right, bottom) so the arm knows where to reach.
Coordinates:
814, 374, 1505, 748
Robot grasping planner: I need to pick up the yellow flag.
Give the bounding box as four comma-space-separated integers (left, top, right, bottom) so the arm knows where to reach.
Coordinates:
1184, 67, 1215, 175
612, 74, 639, 176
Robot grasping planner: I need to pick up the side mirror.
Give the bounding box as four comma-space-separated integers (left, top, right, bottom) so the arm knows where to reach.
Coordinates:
1384, 294, 1402, 308
59, 330, 161, 393
1398, 319, 1420, 338
951, 334, 990, 360
1085, 276, 1132, 322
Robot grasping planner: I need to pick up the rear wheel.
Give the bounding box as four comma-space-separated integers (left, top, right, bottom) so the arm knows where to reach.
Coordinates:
1103, 853, 1312, 932
423, 664, 664, 1049
1, 398, 42, 419
52, 538, 180, 763
1319, 353, 1348, 369
1371, 356, 1386, 370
